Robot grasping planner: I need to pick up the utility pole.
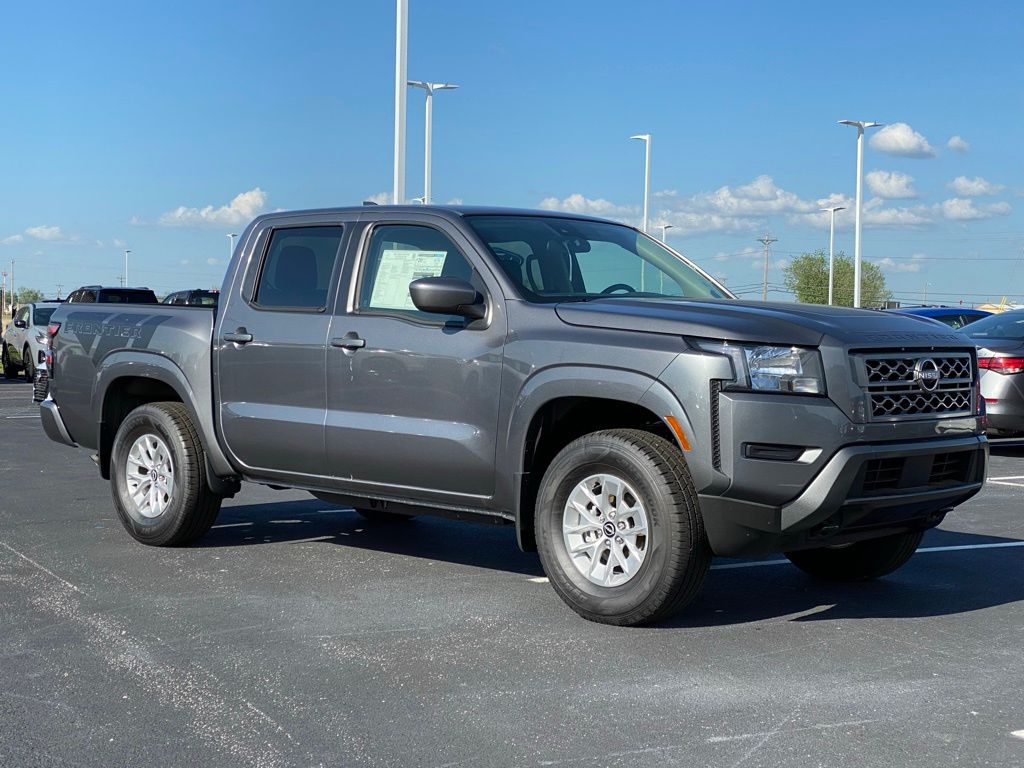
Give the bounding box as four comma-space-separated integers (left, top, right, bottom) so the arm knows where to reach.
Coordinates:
10, 260, 14, 309
838, 120, 882, 307
759, 234, 777, 301
56, 283, 63, 300
1, 270, 6, 318
821, 205, 845, 305
393, 0, 409, 204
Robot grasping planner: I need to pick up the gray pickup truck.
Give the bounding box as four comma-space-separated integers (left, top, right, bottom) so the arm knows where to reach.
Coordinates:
41, 205, 987, 625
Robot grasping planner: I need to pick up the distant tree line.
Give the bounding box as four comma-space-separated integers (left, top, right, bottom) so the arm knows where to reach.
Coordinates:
782, 250, 892, 308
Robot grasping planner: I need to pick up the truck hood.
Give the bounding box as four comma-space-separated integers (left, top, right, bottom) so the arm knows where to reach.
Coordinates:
554, 297, 970, 347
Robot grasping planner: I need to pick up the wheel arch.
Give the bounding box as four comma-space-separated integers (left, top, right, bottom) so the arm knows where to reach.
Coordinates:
507, 367, 698, 552
94, 353, 237, 494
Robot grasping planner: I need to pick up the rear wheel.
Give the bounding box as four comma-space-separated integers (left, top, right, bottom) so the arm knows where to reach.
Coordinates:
784, 530, 924, 582
110, 402, 221, 546
535, 429, 710, 626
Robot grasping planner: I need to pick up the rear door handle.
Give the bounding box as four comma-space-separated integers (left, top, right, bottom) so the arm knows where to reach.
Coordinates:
223, 329, 254, 344
330, 334, 366, 350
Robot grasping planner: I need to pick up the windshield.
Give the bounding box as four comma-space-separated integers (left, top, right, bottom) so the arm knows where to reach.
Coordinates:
32, 307, 56, 326
965, 311, 1024, 340
465, 215, 730, 303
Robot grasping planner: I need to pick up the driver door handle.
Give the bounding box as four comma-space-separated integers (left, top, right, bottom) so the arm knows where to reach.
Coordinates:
223, 328, 253, 345
330, 334, 366, 350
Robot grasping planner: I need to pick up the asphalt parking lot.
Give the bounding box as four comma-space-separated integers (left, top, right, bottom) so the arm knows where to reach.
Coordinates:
2, 377, 1023, 768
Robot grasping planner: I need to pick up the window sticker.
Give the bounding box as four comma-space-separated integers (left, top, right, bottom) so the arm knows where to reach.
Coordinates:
369, 249, 447, 310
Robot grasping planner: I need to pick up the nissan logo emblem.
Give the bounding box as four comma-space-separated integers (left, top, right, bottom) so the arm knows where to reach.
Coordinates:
914, 358, 941, 392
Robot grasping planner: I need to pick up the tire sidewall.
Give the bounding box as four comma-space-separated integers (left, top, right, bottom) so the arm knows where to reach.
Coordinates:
536, 437, 684, 619
111, 406, 193, 544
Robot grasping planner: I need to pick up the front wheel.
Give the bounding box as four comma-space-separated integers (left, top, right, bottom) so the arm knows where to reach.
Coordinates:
2, 344, 18, 379
535, 429, 711, 626
784, 530, 924, 582
22, 345, 34, 382
110, 401, 222, 546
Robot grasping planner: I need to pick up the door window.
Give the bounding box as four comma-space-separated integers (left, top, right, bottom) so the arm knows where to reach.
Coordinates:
254, 226, 344, 310
357, 224, 476, 323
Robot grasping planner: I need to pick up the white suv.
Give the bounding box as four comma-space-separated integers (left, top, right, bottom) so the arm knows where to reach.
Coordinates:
3, 302, 62, 381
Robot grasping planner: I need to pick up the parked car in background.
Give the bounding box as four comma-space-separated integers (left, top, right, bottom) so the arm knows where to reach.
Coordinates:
964, 309, 1024, 435
3, 300, 63, 381
887, 305, 991, 329
163, 289, 220, 306
66, 286, 159, 304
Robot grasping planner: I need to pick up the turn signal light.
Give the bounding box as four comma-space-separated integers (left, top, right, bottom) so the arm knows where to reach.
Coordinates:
978, 356, 1024, 375
46, 322, 60, 370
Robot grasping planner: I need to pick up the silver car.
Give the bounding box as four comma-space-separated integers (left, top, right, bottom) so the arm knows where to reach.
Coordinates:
965, 309, 1024, 434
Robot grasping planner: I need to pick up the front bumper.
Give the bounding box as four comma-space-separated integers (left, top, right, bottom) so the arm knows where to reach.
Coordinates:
700, 435, 987, 557
40, 397, 77, 448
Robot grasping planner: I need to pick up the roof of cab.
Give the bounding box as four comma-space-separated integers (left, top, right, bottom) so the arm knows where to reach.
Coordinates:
249, 204, 624, 227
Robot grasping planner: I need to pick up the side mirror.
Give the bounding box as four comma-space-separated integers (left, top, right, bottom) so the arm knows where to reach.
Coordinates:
13, 319, 27, 329
409, 277, 486, 320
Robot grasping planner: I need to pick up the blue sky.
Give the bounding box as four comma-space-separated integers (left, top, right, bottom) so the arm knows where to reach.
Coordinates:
1, 0, 1021, 304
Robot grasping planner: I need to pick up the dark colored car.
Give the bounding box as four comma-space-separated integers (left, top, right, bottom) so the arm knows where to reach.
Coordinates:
964, 309, 1024, 435
163, 289, 220, 307
887, 305, 990, 329
40, 205, 987, 625
66, 286, 159, 304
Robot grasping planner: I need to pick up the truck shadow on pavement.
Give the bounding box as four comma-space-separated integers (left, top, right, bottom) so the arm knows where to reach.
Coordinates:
203, 499, 1023, 625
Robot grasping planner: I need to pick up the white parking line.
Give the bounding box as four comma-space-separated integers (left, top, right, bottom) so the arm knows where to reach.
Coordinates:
710, 540, 1024, 571
1011, 730, 1024, 741
988, 480, 1024, 488
989, 475, 1024, 481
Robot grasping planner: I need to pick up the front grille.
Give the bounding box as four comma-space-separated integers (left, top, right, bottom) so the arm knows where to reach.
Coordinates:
855, 351, 974, 421
32, 368, 49, 403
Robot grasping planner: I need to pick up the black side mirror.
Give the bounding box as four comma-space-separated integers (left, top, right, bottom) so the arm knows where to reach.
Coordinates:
13, 319, 27, 329
409, 277, 486, 320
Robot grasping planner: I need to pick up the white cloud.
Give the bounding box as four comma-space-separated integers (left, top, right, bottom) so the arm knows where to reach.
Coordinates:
446, 197, 464, 205
206, 258, 222, 266
947, 135, 970, 152
876, 254, 926, 273
866, 170, 917, 199
869, 123, 936, 158
948, 176, 1004, 196
863, 198, 932, 227
939, 198, 1011, 221
1, 234, 23, 245
538, 193, 637, 221
113, 237, 128, 248
158, 187, 267, 227
25, 225, 64, 241
180, 259, 192, 266
364, 191, 391, 205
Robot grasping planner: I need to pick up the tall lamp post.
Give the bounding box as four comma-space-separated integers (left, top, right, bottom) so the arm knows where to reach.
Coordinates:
227, 233, 238, 260
393, 0, 409, 204
838, 120, 882, 308
659, 223, 673, 242
630, 134, 651, 233
820, 205, 845, 305
407, 81, 459, 205
124, 250, 131, 286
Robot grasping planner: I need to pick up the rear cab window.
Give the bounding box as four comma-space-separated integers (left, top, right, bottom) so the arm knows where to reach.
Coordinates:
253, 226, 345, 310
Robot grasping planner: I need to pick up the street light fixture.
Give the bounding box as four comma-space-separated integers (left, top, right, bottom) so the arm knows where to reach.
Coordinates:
820, 206, 846, 305
659, 223, 673, 242
630, 134, 652, 233
407, 80, 459, 205
838, 120, 882, 308
124, 249, 132, 286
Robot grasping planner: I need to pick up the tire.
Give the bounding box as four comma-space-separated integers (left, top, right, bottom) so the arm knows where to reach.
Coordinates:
110, 401, 222, 546
355, 508, 416, 523
22, 345, 34, 383
784, 530, 924, 582
2, 344, 19, 379
535, 428, 711, 626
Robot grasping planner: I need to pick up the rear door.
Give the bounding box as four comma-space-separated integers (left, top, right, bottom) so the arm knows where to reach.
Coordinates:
323, 215, 506, 501
7, 306, 30, 363
216, 218, 350, 480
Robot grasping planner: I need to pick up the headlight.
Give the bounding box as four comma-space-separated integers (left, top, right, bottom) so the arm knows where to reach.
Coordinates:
696, 340, 825, 395
35, 332, 48, 345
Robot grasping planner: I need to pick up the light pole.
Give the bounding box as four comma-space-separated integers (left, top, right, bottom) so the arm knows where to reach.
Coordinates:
820, 205, 845, 305
838, 120, 882, 308
659, 223, 673, 242
227, 233, 238, 260
124, 250, 131, 286
393, 0, 409, 204
407, 80, 459, 205
630, 134, 651, 233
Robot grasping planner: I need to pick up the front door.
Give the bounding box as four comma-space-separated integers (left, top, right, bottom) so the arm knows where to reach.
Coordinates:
217, 222, 348, 480
325, 219, 505, 502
